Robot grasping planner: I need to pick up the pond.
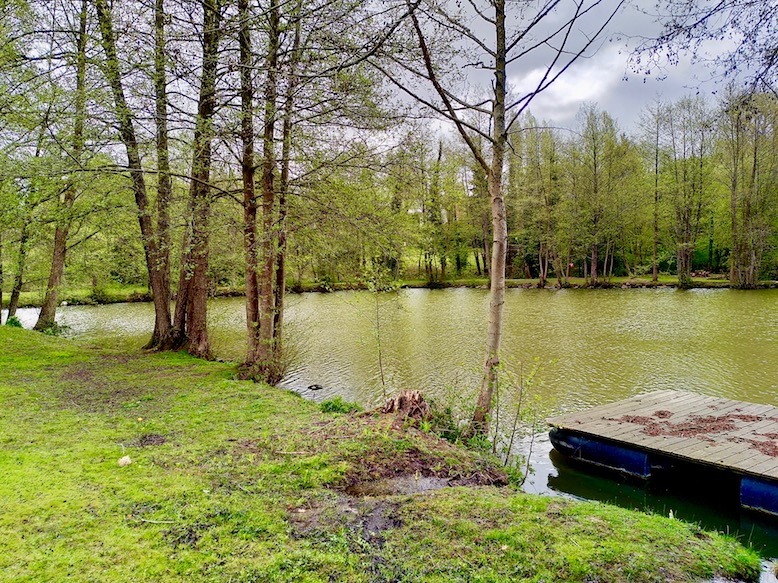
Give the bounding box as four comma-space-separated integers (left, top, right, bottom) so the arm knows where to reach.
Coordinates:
8, 287, 778, 574
11, 287, 778, 409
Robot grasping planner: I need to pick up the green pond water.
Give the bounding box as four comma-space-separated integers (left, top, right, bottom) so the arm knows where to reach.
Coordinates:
16, 287, 778, 409
9, 287, 778, 571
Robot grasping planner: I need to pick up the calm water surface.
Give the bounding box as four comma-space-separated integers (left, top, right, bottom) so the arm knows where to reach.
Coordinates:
14, 287, 778, 408
8, 287, 778, 574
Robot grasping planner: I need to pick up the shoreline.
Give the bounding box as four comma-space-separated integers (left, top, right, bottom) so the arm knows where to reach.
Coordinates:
0, 326, 764, 582
4, 276, 777, 311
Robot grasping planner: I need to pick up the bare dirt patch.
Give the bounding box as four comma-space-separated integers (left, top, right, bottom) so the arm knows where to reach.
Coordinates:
289, 496, 401, 546
134, 433, 167, 447
239, 411, 508, 499
315, 414, 507, 492
345, 475, 451, 497
55, 359, 202, 413
57, 361, 149, 412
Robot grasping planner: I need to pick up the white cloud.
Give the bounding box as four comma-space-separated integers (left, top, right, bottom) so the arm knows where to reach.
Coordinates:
508, 46, 627, 126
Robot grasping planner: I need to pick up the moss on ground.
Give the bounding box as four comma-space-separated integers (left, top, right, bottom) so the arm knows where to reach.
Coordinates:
0, 326, 763, 582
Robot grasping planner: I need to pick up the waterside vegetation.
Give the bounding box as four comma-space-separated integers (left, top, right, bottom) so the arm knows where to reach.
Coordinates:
0, 326, 763, 582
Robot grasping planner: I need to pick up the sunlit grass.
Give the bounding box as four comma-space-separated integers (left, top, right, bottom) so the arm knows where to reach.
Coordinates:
0, 326, 763, 582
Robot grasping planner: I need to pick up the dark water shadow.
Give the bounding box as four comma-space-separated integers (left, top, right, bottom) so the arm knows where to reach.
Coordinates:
522, 433, 778, 582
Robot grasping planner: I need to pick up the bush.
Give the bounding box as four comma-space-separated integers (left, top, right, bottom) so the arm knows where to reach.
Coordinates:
39, 321, 70, 336
426, 399, 463, 443
89, 286, 110, 304
319, 397, 362, 414
5, 316, 22, 328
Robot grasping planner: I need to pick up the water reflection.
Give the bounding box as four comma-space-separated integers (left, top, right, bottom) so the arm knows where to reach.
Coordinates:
10, 288, 778, 411
522, 435, 778, 581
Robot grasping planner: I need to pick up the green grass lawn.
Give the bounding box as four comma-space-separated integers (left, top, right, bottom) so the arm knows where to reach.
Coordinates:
0, 327, 763, 582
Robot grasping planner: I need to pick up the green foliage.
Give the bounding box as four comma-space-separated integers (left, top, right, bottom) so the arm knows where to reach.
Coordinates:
89, 285, 110, 305
425, 399, 463, 443
4, 315, 22, 327
319, 396, 362, 414
38, 321, 70, 336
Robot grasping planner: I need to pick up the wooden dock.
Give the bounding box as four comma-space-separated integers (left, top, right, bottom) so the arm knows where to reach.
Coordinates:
547, 390, 778, 515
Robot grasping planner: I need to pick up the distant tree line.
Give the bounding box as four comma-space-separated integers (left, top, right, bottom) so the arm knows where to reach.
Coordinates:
2, 0, 777, 431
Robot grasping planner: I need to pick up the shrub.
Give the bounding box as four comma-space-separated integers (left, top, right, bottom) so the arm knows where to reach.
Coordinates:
319, 397, 362, 414
40, 321, 70, 336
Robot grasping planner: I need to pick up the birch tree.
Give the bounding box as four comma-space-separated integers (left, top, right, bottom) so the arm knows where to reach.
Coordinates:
375, 0, 624, 435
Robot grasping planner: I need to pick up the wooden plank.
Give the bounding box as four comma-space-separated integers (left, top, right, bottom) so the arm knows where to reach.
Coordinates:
721, 449, 764, 471
728, 403, 778, 417
703, 441, 767, 466
729, 418, 778, 437
549, 391, 702, 434
745, 456, 778, 479
547, 390, 673, 426
551, 389, 690, 422
563, 395, 731, 448
549, 390, 778, 482
627, 433, 690, 451
662, 439, 726, 463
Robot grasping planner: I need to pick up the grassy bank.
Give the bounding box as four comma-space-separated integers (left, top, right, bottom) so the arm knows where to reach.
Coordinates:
0, 327, 763, 582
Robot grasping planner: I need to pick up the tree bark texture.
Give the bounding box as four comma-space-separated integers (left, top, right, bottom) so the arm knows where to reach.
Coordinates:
94, 0, 172, 348
178, 0, 222, 359
253, 0, 281, 372
7, 223, 30, 319
470, 0, 507, 436
34, 0, 87, 332
239, 0, 260, 363
145, 0, 174, 349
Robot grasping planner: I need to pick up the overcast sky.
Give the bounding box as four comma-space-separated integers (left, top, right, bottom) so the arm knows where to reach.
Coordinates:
506, 0, 733, 135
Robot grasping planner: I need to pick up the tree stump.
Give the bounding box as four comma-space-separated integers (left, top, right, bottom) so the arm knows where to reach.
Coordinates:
381, 390, 431, 428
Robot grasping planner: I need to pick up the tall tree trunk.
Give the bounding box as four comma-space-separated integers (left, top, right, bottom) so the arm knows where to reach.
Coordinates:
145, 0, 174, 349
254, 0, 281, 373
273, 4, 301, 352
7, 224, 30, 319
34, 0, 87, 332
178, 0, 221, 359
172, 223, 192, 343
239, 0, 260, 365
470, 0, 506, 436
94, 0, 170, 349
590, 241, 598, 286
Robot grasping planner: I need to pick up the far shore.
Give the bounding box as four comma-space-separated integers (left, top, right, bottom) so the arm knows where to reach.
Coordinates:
3, 274, 778, 311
